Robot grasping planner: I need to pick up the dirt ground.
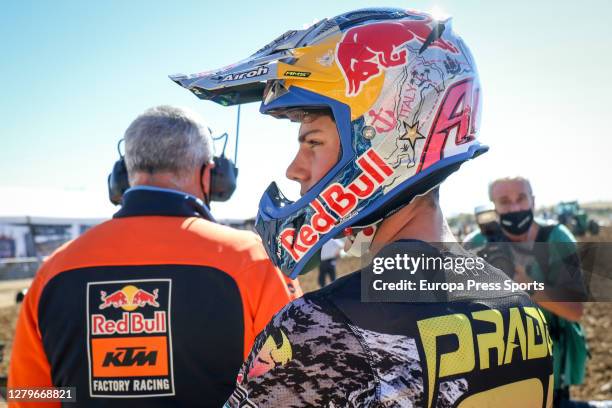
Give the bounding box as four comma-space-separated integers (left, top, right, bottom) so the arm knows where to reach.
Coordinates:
0, 304, 18, 379
0, 229, 610, 401
573, 302, 612, 400
572, 226, 612, 400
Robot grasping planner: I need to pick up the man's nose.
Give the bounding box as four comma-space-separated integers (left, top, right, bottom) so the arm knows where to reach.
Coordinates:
507, 202, 524, 212
286, 152, 309, 185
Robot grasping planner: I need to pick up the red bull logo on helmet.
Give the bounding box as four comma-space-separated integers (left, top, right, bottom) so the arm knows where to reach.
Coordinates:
279, 148, 393, 261
336, 17, 458, 96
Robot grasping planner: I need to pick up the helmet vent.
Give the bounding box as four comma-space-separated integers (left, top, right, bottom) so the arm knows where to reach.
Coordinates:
335, 8, 414, 30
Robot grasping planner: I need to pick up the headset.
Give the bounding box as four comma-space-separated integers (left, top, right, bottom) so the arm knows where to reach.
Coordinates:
107, 137, 238, 206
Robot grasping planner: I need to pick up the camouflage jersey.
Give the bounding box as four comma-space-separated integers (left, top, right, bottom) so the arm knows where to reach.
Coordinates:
226, 241, 554, 408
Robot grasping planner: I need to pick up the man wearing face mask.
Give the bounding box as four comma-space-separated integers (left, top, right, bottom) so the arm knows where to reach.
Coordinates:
465, 176, 589, 407
9, 105, 301, 407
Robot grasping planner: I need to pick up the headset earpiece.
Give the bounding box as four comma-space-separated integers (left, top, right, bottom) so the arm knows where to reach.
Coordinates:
107, 140, 130, 206
210, 155, 238, 202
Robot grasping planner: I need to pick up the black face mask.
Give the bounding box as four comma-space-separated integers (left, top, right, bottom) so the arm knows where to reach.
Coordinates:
499, 209, 534, 235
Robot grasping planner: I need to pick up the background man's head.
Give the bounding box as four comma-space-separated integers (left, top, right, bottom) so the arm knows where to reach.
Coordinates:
124, 105, 214, 201
489, 176, 535, 214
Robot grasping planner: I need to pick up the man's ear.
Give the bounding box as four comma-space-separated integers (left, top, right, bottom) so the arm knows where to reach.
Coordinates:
201, 161, 215, 197
491, 200, 500, 214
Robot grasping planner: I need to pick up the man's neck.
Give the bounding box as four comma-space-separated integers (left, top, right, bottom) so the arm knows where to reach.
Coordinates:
131, 172, 203, 201
371, 195, 455, 253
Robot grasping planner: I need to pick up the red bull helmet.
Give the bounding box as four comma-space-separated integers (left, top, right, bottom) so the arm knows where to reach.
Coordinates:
171, 8, 487, 278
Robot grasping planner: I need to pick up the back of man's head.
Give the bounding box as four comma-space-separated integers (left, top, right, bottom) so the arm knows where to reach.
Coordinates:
124, 105, 213, 185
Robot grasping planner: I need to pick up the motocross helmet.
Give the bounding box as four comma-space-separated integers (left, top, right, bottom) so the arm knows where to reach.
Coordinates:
171, 8, 487, 278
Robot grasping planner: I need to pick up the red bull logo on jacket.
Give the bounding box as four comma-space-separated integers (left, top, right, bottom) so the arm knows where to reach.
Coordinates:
91, 312, 167, 335
336, 17, 458, 96
279, 148, 393, 261
87, 279, 174, 397
99, 286, 159, 311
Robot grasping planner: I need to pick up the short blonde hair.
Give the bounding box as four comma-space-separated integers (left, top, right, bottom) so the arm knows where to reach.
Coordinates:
488, 176, 533, 201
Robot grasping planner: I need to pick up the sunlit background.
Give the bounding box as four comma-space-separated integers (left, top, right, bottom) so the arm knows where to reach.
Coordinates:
1, 0, 610, 220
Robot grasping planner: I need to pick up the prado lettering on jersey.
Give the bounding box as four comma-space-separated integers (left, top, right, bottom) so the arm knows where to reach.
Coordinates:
417, 306, 553, 408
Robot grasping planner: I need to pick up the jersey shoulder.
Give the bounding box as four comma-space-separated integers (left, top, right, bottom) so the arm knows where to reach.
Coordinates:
232, 291, 377, 407
178, 219, 271, 261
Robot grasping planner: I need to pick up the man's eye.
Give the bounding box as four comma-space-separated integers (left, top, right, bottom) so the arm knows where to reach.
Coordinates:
306, 139, 322, 147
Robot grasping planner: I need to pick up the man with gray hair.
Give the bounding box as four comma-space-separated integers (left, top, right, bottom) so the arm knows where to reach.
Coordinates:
9, 105, 301, 407
124, 105, 215, 201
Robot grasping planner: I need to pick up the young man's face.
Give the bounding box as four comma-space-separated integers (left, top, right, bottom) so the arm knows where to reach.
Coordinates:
285, 114, 341, 196
491, 180, 534, 214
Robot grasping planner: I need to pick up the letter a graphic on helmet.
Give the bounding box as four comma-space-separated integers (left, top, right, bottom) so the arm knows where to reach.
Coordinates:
171, 8, 488, 278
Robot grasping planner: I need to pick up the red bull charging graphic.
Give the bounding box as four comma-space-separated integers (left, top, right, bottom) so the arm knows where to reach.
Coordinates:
336, 16, 458, 96
99, 287, 160, 310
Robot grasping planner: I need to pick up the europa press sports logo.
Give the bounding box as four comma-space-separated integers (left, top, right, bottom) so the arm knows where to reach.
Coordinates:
87, 279, 174, 398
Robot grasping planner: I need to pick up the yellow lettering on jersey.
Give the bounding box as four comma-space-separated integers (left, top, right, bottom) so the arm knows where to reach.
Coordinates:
538, 308, 554, 356
417, 306, 552, 408
504, 307, 527, 364
472, 309, 505, 369
546, 373, 554, 408
457, 378, 544, 407
524, 307, 549, 360
417, 313, 475, 408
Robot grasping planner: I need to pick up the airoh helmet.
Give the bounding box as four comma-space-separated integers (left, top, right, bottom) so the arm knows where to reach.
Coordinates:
171, 8, 487, 278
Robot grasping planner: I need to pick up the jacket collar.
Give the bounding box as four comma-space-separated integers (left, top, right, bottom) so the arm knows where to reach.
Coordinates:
113, 186, 215, 221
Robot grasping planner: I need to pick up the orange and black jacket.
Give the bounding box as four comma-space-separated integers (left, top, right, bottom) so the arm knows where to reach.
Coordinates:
9, 187, 302, 407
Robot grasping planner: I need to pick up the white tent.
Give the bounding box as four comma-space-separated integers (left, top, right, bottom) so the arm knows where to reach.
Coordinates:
0, 187, 113, 258
0, 186, 115, 220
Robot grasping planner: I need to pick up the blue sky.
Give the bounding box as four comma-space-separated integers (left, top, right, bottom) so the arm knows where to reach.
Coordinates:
1, 0, 611, 219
